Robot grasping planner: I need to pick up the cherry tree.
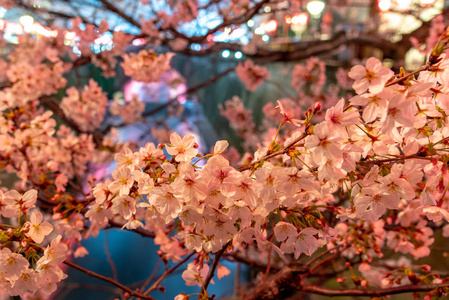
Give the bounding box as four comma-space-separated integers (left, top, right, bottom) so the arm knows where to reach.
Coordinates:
1, 0, 449, 299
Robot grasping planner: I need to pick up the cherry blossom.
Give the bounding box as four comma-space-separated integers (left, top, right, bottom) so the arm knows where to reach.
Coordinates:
166, 132, 198, 162
26, 210, 53, 243
348, 57, 394, 94
235, 60, 270, 91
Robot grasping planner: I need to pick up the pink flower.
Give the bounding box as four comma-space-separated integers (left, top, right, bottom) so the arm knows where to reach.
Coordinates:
26, 211, 53, 243
166, 132, 198, 162
422, 206, 449, 222
348, 57, 393, 95
182, 263, 210, 287
276, 100, 303, 127
0, 248, 29, 281
235, 60, 270, 91
325, 98, 360, 128
274, 222, 298, 242
4, 189, 37, 217
109, 167, 134, 195
304, 122, 343, 165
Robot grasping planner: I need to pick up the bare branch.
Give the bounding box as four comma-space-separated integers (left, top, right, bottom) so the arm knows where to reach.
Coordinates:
300, 283, 449, 297
98, 0, 141, 29
64, 260, 157, 300
200, 241, 231, 298
143, 252, 195, 295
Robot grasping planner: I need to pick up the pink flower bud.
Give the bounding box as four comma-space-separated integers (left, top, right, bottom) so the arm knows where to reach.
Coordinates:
421, 265, 431, 272
313, 102, 322, 113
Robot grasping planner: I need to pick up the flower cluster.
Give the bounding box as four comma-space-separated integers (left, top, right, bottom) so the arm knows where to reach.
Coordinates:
109, 93, 145, 125
121, 50, 174, 82
0, 189, 68, 297
235, 60, 270, 91
61, 79, 108, 132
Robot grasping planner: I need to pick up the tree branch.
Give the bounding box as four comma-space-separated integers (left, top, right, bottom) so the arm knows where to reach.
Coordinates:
300, 282, 449, 297
238, 131, 308, 172
200, 241, 230, 298
98, 0, 141, 29
64, 260, 156, 300
143, 252, 195, 295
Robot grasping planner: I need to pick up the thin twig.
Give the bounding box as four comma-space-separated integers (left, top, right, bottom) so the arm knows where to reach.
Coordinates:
238, 132, 308, 172
300, 282, 449, 297
143, 252, 195, 295
63, 260, 156, 300
104, 232, 118, 281
200, 241, 231, 298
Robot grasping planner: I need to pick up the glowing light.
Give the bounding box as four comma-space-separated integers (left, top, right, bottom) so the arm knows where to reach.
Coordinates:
397, 0, 412, 10
19, 15, 34, 32
285, 15, 292, 25
247, 20, 254, 27
94, 34, 112, 45
419, 0, 435, 6
222, 50, 230, 58
264, 6, 271, 13
6, 22, 24, 35
31, 23, 58, 37
306, 1, 325, 16
191, 43, 201, 51
235, 51, 243, 59
292, 12, 309, 26
132, 38, 145, 46
261, 19, 278, 33
0, 7, 6, 18
65, 31, 76, 40
378, 0, 391, 12
262, 35, 269, 42
254, 27, 264, 35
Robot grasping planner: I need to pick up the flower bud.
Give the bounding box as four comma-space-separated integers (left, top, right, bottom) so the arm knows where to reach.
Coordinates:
313, 102, 322, 113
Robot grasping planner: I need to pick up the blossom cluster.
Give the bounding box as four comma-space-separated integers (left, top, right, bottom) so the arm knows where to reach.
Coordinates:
83, 52, 449, 293
0, 189, 68, 297
121, 49, 174, 83
61, 79, 108, 132
235, 60, 270, 91
109, 93, 145, 125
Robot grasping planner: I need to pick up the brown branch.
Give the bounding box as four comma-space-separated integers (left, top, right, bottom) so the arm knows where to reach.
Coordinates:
300, 282, 449, 297
39, 96, 84, 135
64, 260, 156, 300
108, 220, 156, 238
143, 252, 195, 295
245, 247, 342, 300
305, 245, 344, 268
98, 0, 141, 29
223, 253, 281, 271
244, 264, 307, 300
13, 0, 78, 21
238, 131, 308, 172
101, 66, 236, 134
385, 62, 432, 87
104, 232, 118, 281
358, 154, 434, 165
144, 66, 235, 117
166, 0, 270, 44
200, 241, 230, 298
